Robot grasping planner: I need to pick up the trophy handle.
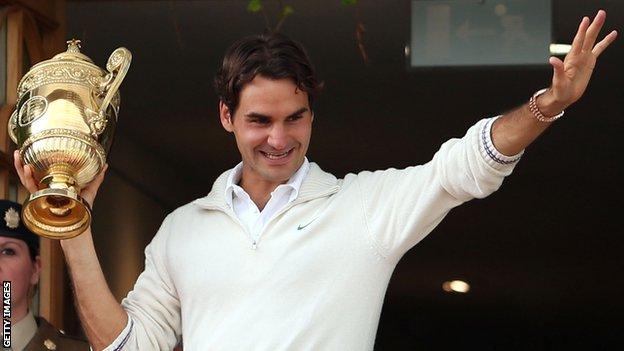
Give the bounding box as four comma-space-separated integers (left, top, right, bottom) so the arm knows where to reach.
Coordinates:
8, 109, 18, 144
98, 47, 132, 123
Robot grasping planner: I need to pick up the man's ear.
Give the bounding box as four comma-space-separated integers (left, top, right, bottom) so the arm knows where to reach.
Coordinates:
219, 101, 234, 132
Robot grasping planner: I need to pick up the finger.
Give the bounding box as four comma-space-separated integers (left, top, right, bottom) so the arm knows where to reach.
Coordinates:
570, 16, 589, 54
13, 151, 37, 193
13, 150, 25, 179
93, 164, 108, 186
83, 164, 108, 193
84, 171, 104, 193
22, 164, 39, 193
549, 56, 565, 85
592, 30, 618, 57
583, 10, 607, 52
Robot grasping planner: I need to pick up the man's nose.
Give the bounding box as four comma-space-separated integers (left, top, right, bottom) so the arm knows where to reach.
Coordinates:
267, 124, 288, 150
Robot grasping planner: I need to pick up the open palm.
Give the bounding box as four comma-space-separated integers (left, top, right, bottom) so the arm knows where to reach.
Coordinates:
549, 10, 617, 108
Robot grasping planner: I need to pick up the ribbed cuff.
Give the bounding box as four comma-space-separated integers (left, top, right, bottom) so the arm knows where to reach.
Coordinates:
479, 116, 524, 170
99, 317, 133, 351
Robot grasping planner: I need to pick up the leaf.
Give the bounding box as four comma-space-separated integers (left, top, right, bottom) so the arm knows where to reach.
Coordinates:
282, 5, 294, 16
341, 0, 357, 5
247, 0, 262, 12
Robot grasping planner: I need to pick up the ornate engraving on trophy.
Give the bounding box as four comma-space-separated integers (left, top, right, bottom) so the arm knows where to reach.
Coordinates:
17, 96, 48, 127
18, 64, 102, 96
107, 49, 126, 72
85, 109, 108, 137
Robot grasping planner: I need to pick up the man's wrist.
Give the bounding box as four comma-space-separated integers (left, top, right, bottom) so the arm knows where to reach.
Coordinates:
535, 88, 567, 117
60, 227, 93, 251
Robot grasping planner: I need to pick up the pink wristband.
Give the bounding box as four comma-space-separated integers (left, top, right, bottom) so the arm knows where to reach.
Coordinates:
529, 88, 565, 122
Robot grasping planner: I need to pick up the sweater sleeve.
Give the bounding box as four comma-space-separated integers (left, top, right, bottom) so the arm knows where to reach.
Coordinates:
356, 117, 521, 262
102, 213, 181, 350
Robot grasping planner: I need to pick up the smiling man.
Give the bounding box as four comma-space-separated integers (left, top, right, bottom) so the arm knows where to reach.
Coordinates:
219, 75, 315, 210
218, 74, 315, 248
15, 10, 617, 351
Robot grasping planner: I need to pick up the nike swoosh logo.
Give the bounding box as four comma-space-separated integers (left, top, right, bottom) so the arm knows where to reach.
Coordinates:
297, 218, 317, 230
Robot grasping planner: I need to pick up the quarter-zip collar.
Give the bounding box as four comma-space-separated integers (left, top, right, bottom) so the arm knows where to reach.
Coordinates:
193, 162, 340, 211
224, 157, 310, 208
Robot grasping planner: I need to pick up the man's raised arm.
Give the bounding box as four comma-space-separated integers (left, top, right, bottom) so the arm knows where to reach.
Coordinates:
491, 10, 617, 156
14, 154, 128, 351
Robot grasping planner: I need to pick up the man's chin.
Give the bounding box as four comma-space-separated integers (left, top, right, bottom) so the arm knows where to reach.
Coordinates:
253, 153, 304, 182
257, 164, 299, 183
260, 170, 295, 184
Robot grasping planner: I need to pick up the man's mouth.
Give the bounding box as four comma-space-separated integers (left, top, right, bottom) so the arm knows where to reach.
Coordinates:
260, 148, 293, 160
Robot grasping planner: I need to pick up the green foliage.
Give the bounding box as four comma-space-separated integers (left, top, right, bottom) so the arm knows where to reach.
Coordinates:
247, 0, 262, 13
244, 0, 365, 63
282, 5, 294, 17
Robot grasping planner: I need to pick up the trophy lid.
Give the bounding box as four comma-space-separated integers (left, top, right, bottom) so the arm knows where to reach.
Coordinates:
51, 39, 96, 64
17, 39, 106, 98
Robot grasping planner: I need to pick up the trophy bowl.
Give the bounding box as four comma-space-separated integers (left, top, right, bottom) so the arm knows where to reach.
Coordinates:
8, 40, 131, 239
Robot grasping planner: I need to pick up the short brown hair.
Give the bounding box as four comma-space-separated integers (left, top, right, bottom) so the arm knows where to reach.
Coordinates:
214, 33, 323, 115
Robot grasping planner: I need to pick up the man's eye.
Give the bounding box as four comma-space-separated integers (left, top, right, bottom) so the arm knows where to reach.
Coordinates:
287, 115, 303, 122
250, 118, 270, 124
1, 248, 16, 256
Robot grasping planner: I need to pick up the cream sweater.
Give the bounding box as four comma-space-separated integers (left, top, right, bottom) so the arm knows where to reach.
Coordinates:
106, 117, 520, 351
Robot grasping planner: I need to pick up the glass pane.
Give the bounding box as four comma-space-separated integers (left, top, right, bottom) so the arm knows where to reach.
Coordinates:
410, 0, 551, 67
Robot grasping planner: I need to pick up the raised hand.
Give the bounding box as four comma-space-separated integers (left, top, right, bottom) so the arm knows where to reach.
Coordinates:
13, 150, 108, 208
547, 10, 617, 111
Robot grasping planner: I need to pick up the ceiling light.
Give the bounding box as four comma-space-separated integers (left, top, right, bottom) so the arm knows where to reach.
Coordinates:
442, 280, 470, 293
550, 43, 572, 56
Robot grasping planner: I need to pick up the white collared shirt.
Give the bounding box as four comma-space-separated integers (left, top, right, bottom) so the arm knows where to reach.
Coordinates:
225, 158, 310, 242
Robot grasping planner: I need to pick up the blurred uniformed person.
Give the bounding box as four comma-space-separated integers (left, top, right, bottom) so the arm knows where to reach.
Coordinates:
1, 200, 88, 351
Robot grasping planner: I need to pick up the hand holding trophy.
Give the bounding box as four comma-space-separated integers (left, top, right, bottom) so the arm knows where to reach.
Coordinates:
8, 40, 131, 239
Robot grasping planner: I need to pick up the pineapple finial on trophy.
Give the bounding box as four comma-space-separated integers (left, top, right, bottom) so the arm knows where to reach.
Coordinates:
66, 39, 82, 52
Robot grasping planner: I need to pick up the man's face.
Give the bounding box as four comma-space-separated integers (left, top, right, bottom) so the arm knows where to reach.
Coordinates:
0, 236, 40, 318
220, 75, 313, 186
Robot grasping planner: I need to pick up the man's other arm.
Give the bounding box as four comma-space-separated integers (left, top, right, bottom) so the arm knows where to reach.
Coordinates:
14, 157, 127, 351
491, 10, 617, 156
61, 228, 129, 350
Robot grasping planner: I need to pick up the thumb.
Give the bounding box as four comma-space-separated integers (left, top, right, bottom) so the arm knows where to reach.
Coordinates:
80, 164, 108, 208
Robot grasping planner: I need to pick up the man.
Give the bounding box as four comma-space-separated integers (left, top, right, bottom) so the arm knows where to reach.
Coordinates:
14, 9, 617, 351
0, 200, 89, 351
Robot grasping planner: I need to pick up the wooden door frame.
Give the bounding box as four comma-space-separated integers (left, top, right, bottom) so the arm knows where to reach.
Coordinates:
0, 0, 67, 329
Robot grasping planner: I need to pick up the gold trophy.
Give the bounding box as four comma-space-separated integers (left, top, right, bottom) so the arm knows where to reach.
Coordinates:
8, 40, 131, 239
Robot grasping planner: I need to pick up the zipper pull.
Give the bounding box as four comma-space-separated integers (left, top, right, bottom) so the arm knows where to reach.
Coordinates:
252, 241, 257, 250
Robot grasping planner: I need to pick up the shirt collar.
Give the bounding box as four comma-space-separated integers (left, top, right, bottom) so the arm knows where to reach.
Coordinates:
10, 310, 38, 351
225, 157, 310, 207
